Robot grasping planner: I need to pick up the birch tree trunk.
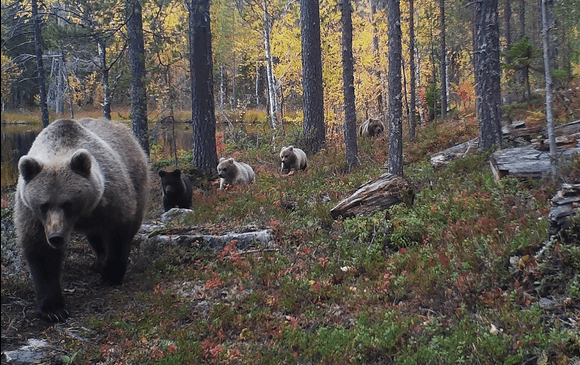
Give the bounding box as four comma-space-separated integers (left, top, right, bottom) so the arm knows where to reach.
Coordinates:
541, 0, 557, 176
98, 40, 112, 120
263, 0, 279, 129
32, 0, 49, 128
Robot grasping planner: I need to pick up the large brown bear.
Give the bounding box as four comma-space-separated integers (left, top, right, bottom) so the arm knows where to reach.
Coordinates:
14, 118, 150, 322
158, 169, 193, 211
217, 157, 256, 189
279, 146, 307, 174
359, 117, 385, 137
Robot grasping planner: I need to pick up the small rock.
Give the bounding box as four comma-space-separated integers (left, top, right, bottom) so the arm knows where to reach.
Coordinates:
3, 338, 48, 364
539, 297, 559, 310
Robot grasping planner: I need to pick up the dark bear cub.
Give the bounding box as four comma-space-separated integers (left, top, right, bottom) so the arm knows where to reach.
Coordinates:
158, 169, 193, 211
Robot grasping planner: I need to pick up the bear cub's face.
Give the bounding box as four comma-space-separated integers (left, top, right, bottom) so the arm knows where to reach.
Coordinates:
158, 169, 186, 196
368, 119, 384, 136
217, 159, 237, 180
280, 147, 297, 166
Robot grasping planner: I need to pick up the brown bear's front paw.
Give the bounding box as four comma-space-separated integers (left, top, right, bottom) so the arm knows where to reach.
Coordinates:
37, 298, 69, 322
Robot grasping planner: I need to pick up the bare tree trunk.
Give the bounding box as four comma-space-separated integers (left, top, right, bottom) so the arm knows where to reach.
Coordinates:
188, 0, 218, 174
474, 0, 502, 150
32, 0, 49, 128
341, 0, 359, 168
255, 62, 260, 105
98, 41, 112, 120
439, 0, 447, 118
504, 0, 512, 48
541, 0, 557, 176
263, 0, 279, 129
127, 0, 149, 155
408, 0, 417, 140
387, 0, 403, 176
301, 0, 325, 153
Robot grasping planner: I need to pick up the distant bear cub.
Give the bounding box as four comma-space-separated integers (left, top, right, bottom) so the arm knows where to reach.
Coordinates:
14, 118, 150, 322
158, 169, 193, 211
217, 158, 256, 189
279, 146, 307, 173
359, 117, 385, 137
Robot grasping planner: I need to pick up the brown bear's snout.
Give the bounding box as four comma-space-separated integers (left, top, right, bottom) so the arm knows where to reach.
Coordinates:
47, 233, 65, 248
44, 210, 68, 249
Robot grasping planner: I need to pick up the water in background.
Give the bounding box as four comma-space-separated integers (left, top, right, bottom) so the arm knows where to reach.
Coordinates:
1, 122, 194, 187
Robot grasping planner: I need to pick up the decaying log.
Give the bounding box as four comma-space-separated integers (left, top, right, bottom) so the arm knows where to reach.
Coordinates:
489, 146, 580, 181
430, 137, 479, 168
330, 173, 413, 219
431, 120, 579, 169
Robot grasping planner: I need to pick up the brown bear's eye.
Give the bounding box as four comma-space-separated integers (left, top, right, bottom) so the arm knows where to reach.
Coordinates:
40, 203, 49, 214
62, 202, 73, 212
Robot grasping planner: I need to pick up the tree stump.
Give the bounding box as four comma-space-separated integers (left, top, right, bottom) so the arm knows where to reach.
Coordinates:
330, 173, 413, 219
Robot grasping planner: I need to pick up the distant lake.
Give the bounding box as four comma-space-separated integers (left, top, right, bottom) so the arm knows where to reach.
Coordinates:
1, 121, 194, 187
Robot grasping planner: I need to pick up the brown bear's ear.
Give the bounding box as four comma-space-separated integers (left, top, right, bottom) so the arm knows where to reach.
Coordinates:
19, 156, 44, 182
172, 169, 181, 176
288, 146, 294, 151
228, 158, 234, 163
219, 157, 226, 162
70, 149, 92, 177
158, 170, 166, 178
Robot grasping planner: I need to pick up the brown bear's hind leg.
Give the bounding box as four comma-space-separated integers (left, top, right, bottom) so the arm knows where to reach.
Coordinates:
98, 229, 133, 286
87, 234, 106, 273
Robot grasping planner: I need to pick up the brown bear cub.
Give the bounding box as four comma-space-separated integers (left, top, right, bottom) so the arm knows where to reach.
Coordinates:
158, 169, 193, 211
279, 146, 307, 174
359, 117, 385, 137
217, 157, 256, 189
15, 118, 150, 322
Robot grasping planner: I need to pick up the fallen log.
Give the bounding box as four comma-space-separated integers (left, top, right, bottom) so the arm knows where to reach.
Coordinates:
330, 173, 414, 219
489, 146, 580, 181
430, 137, 479, 168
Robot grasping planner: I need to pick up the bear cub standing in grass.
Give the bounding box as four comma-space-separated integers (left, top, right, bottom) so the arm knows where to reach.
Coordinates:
359, 117, 385, 137
217, 158, 255, 189
279, 146, 307, 174
14, 118, 150, 322
158, 169, 193, 211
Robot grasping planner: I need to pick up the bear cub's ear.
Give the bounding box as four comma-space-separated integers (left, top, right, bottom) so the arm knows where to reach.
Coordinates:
158, 170, 166, 178
19, 156, 44, 182
171, 169, 182, 177
70, 149, 93, 177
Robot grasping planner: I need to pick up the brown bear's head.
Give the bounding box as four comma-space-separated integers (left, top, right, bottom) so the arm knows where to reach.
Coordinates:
217, 158, 237, 180
368, 119, 385, 136
280, 146, 297, 166
158, 169, 185, 196
18, 149, 104, 249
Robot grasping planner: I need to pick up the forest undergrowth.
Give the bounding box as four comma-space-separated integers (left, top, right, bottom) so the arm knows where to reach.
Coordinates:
1, 101, 579, 364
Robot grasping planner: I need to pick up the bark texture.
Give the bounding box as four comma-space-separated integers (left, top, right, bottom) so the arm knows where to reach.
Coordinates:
188, 0, 218, 174
387, 0, 403, 176
127, 0, 149, 155
301, 0, 325, 153
341, 0, 359, 168
474, 0, 502, 150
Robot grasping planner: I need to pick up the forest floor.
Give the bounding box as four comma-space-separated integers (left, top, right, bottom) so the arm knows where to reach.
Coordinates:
2, 98, 580, 364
